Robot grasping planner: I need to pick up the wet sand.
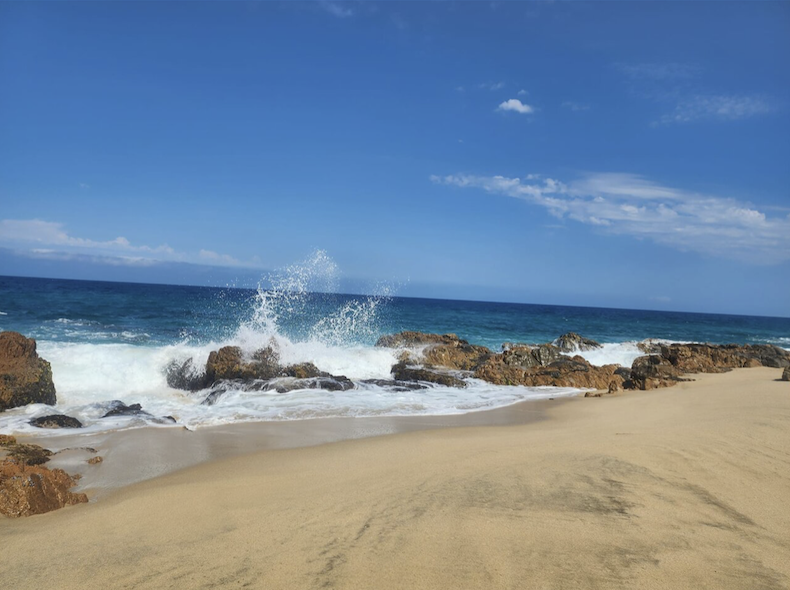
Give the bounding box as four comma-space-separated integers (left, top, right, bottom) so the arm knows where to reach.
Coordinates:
2, 368, 789, 589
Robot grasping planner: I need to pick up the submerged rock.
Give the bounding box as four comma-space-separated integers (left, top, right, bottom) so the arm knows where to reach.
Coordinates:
360, 379, 428, 392
101, 401, 146, 418
165, 358, 208, 391
29, 414, 83, 429
553, 332, 602, 353
0, 331, 57, 411
390, 362, 467, 388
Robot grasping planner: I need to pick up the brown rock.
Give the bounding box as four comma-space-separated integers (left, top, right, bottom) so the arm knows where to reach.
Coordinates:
474, 354, 621, 390
782, 367, 790, 382
391, 361, 466, 388
375, 332, 462, 348
0, 435, 16, 446
0, 332, 57, 411
501, 344, 564, 369
204, 345, 280, 384
608, 380, 623, 393
2, 443, 53, 466
281, 362, 325, 379
0, 458, 88, 517
629, 355, 689, 390
87, 456, 103, 465
554, 332, 602, 352
376, 332, 491, 371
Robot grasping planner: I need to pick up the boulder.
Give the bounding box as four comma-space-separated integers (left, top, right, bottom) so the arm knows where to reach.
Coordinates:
553, 332, 602, 352
0, 458, 88, 517
0, 332, 57, 411
781, 367, 790, 382
204, 345, 281, 384
281, 362, 326, 379
629, 355, 689, 390
391, 361, 467, 388
376, 331, 492, 371
29, 414, 83, 429
165, 358, 208, 391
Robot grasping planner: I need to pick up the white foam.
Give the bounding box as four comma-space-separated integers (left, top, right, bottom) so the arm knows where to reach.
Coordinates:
572, 339, 687, 367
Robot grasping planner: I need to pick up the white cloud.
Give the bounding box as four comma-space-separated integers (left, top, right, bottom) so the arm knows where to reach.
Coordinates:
517, 89, 528, 96
430, 173, 790, 264
497, 99, 534, 114
659, 95, 774, 124
319, 1, 353, 18
0, 219, 251, 268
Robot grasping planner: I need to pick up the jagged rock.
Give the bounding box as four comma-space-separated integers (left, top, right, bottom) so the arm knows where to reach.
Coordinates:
101, 401, 146, 418
267, 375, 355, 394
0, 435, 16, 446
375, 332, 462, 348
29, 414, 83, 429
165, 358, 208, 391
281, 362, 326, 379
637, 339, 664, 354
475, 355, 621, 390
782, 367, 790, 381
360, 379, 428, 392
391, 361, 467, 388
501, 344, 564, 369
0, 458, 88, 517
608, 380, 623, 393
660, 343, 790, 372
554, 332, 602, 352
629, 355, 689, 390
0, 332, 57, 411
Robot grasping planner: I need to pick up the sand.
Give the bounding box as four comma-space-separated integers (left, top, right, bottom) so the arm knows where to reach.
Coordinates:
2, 368, 789, 589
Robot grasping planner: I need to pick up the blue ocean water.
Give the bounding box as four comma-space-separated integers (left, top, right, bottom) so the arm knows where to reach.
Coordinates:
1, 271, 788, 435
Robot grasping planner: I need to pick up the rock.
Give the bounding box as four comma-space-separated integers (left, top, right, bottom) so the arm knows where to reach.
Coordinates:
101, 401, 146, 418
660, 343, 790, 373
281, 362, 326, 379
204, 346, 281, 384
87, 456, 103, 465
629, 355, 689, 390
637, 339, 664, 354
474, 355, 621, 390
0, 458, 88, 517
376, 331, 491, 371
0, 331, 57, 411
267, 375, 355, 394
501, 344, 564, 369
608, 380, 622, 393
391, 361, 467, 388
2, 443, 53, 466
0, 435, 16, 446
360, 379, 428, 392
554, 332, 602, 352
584, 391, 603, 398
29, 414, 83, 429
165, 358, 208, 391
781, 367, 790, 382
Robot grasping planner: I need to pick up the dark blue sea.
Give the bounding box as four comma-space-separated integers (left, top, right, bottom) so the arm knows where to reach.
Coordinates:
1, 273, 788, 435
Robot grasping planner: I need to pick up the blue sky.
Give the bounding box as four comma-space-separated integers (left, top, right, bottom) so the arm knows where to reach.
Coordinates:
1, 1, 788, 316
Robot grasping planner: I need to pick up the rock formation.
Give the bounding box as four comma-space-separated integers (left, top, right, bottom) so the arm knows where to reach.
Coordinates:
553, 332, 602, 352
29, 414, 83, 429
474, 355, 622, 390
376, 331, 492, 371
0, 332, 56, 411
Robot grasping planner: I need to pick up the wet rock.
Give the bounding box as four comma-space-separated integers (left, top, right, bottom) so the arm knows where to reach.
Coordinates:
101, 401, 146, 418
360, 379, 428, 392
281, 362, 326, 379
87, 456, 103, 465
165, 358, 208, 391
269, 375, 355, 394
377, 331, 492, 371
475, 355, 621, 389
553, 332, 602, 352
0, 458, 88, 517
0, 435, 16, 446
29, 414, 83, 429
782, 367, 790, 381
2, 443, 53, 466
0, 331, 57, 411
390, 362, 467, 388
205, 345, 281, 383
376, 332, 462, 348
501, 344, 564, 369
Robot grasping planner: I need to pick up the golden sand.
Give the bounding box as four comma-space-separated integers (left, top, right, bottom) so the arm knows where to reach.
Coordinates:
2, 368, 789, 589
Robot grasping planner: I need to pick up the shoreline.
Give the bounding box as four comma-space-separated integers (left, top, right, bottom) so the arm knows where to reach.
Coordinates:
2, 367, 789, 589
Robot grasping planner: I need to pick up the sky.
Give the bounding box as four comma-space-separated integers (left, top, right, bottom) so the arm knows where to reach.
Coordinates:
0, 1, 788, 316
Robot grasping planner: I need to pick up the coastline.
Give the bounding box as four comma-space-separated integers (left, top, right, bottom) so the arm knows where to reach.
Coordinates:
2, 367, 789, 589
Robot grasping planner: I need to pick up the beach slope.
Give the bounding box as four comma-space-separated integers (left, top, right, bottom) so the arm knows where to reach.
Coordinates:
2, 368, 789, 589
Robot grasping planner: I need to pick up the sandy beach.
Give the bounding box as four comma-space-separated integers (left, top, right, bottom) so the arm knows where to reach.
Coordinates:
2, 367, 789, 589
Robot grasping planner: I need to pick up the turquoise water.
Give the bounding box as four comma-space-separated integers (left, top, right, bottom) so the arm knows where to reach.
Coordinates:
1, 273, 788, 435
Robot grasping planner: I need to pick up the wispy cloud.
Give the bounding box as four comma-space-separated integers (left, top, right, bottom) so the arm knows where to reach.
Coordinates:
497, 99, 534, 115
659, 94, 775, 124
319, 0, 353, 18
517, 89, 528, 96
562, 101, 590, 112
0, 219, 252, 268
430, 172, 790, 264
479, 81, 506, 91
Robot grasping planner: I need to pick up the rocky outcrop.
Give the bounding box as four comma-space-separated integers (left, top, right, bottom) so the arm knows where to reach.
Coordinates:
475, 355, 622, 390
627, 343, 790, 390
0, 332, 56, 411
205, 346, 281, 383
376, 331, 491, 371
29, 414, 83, 429
0, 437, 88, 517
499, 344, 564, 369
553, 332, 602, 352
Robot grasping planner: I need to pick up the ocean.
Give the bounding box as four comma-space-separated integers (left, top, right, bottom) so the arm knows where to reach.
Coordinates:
1, 266, 789, 436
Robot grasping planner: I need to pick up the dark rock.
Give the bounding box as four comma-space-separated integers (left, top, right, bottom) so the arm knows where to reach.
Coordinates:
391, 361, 466, 388
501, 344, 564, 369
29, 414, 83, 429
205, 345, 281, 384
360, 379, 428, 392
0, 458, 88, 517
636, 339, 664, 355
266, 375, 355, 394
101, 401, 146, 418
165, 358, 208, 391
553, 332, 602, 352
376, 332, 462, 348
2, 443, 53, 465
0, 331, 57, 411
281, 362, 326, 379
